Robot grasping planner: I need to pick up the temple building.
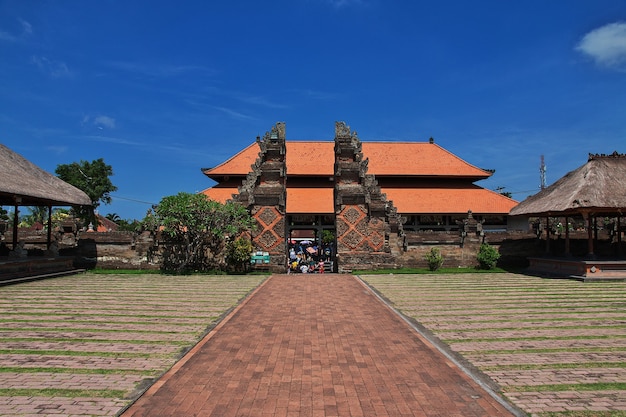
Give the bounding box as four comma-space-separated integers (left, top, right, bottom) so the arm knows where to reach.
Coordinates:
201, 122, 517, 272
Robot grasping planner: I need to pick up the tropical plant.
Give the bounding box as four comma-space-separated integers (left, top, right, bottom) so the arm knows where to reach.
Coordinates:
224, 236, 254, 273
476, 243, 500, 270
142, 192, 254, 273
322, 230, 335, 245
424, 247, 444, 271
105, 213, 121, 223
0, 206, 8, 221
19, 206, 49, 228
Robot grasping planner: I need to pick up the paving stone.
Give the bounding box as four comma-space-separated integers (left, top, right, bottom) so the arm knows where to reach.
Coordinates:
121, 275, 518, 417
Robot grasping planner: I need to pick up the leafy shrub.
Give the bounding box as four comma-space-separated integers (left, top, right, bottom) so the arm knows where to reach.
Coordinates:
476, 243, 500, 270
225, 236, 254, 273
425, 247, 444, 271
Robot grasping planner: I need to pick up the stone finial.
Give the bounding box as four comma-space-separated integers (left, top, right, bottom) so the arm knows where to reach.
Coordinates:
335, 121, 351, 138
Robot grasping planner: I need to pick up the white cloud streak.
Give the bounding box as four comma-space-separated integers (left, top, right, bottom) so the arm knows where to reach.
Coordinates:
211, 106, 256, 121
576, 22, 626, 71
18, 19, 32, 35
106, 61, 215, 78
0, 18, 32, 42
94, 115, 116, 129
31, 56, 73, 78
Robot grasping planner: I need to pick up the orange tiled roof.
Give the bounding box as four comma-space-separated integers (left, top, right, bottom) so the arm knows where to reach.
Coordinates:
204, 141, 491, 179
201, 185, 516, 215
382, 186, 518, 214
200, 187, 237, 204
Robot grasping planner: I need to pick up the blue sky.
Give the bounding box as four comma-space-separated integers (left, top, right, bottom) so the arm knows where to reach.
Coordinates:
2, 0, 625, 220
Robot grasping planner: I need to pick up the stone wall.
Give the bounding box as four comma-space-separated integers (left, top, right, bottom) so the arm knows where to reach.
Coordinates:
2, 229, 159, 270
397, 231, 542, 270
4, 228, 622, 272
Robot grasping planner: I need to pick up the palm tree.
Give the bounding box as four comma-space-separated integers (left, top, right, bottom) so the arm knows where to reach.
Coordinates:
19, 206, 49, 227
105, 213, 121, 224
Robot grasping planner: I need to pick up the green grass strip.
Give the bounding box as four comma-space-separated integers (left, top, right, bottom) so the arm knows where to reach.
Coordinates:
0, 349, 155, 358
461, 346, 626, 355
90, 269, 162, 274
355, 267, 509, 274
444, 334, 626, 343
0, 366, 159, 376
433, 324, 625, 332
481, 362, 626, 371
0, 336, 190, 345
538, 411, 626, 417
0, 318, 214, 326
505, 382, 626, 392
0, 327, 197, 335
0, 388, 127, 398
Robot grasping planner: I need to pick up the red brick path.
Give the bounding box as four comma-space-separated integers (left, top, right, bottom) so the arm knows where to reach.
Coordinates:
121, 274, 518, 417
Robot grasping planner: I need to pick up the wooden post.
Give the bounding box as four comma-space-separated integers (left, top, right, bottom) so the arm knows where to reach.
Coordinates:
586, 213, 595, 258
618, 216, 622, 256
47, 205, 53, 249
545, 216, 551, 254
564, 215, 570, 256
12, 202, 19, 249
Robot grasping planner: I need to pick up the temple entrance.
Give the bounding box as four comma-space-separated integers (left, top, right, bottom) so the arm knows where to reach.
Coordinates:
287, 215, 336, 273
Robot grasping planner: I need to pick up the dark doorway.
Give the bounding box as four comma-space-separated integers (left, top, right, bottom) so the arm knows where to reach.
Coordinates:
287, 215, 336, 273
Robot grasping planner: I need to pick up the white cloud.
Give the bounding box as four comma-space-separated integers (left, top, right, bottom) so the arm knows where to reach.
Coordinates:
31, 56, 73, 78
576, 22, 626, 70
18, 19, 32, 36
211, 106, 256, 121
46, 145, 68, 155
106, 61, 215, 78
94, 115, 116, 129
0, 18, 32, 42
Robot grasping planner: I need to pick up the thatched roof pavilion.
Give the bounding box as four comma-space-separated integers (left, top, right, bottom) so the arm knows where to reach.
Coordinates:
510, 151, 626, 218
0, 144, 91, 251
0, 144, 91, 207
509, 152, 625, 278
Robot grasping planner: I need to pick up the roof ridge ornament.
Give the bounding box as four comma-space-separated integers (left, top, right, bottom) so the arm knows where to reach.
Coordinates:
588, 150, 624, 161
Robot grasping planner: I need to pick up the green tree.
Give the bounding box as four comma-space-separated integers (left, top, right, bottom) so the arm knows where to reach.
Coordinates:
55, 159, 117, 227
105, 213, 121, 223
0, 206, 9, 221
143, 192, 254, 273
117, 218, 142, 232
224, 236, 254, 273
19, 206, 49, 228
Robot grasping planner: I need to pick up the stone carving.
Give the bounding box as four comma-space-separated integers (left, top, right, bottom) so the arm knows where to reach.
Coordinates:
334, 123, 405, 267
233, 122, 287, 271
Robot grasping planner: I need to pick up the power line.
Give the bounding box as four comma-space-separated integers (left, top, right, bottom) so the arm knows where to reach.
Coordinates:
110, 195, 156, 205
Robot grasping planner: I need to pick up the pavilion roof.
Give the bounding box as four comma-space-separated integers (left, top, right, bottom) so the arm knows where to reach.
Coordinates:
203, 141, 492, 180
0, 144, 92, 207
509, 152, 626, 217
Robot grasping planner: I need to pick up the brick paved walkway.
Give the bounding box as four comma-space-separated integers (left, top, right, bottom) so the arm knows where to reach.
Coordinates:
121, 274, 520, 417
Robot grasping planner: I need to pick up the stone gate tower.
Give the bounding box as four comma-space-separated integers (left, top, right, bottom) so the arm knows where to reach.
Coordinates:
235, 122, 287, 272
333, 121, 404, 272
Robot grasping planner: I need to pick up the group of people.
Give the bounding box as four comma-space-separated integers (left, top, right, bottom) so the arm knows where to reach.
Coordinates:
287, 242, 332, 274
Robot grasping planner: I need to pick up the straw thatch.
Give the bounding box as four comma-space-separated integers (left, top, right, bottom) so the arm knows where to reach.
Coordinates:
0, 144, 92, 207
509, 152, 626, 217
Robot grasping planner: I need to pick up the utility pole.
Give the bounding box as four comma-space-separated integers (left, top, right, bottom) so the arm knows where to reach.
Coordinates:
540, 155, 547, 190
